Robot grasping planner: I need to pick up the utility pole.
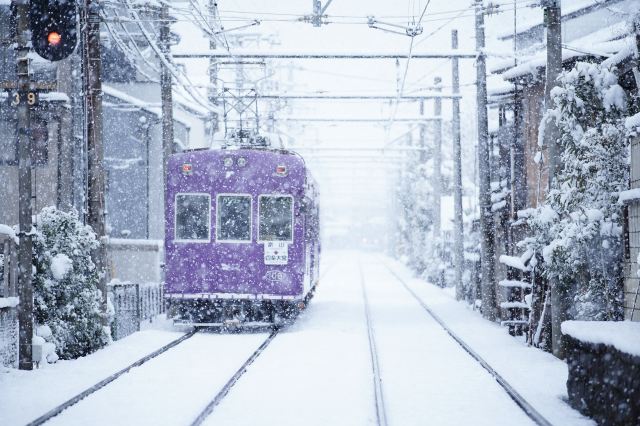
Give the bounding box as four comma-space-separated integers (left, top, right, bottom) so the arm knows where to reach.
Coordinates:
83, 0, 107, 316
451, 30, 464, 301
542, 0, 565, 359
208, 0, 219, 143
14, 0, 34, 371
160, 3, 174, 176
433, 76, 442, 263
475, 0, 497, 320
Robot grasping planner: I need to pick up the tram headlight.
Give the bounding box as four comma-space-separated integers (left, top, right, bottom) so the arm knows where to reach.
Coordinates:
237, 157, 247, 167
223, 157, 233, 167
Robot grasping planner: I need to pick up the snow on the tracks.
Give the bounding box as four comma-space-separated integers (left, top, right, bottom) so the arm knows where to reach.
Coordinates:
360, 255, 534, 426
384, 256, 594, 426
46, 333, 269, 426
0, 329, 185, 425
203, 252, 376, 426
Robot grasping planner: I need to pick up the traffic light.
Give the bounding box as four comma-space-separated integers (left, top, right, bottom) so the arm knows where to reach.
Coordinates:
29, 0, 78, 61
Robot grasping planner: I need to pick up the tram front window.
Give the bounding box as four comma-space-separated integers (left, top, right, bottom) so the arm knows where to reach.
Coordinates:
175, 193, 210, 241
217, 195, 252, 242
259, 195, 293, 242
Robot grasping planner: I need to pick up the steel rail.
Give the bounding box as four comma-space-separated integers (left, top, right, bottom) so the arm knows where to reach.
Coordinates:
190, 328, 280, 426
26, 329, 200, 426
358, 260, 388, 426
383, 265, 554, 426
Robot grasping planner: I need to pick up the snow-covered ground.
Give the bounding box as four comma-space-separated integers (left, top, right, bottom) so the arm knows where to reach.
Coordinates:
0, 250, 592, 425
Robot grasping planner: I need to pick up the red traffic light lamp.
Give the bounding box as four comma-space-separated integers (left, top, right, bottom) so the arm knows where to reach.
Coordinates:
47, 31, 62, 46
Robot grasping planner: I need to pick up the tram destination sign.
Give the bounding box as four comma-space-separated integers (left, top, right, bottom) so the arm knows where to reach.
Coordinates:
264, 241, 288, 265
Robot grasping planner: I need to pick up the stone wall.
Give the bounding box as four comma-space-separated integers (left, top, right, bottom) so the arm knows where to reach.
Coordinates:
565, 334, 640, 425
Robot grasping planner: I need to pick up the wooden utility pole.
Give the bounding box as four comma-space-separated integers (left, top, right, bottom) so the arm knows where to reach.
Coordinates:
160, 3, 174, 176
83, 0, 107, 315
208, 0, 219, 142
451, 30, 464, 301
542, 0, 566, 359
14, 0, 34, 371
475, 0, 497, 320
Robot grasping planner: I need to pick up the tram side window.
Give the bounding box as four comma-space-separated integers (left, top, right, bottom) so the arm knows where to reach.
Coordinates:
175, 194, 210, 241
217, 195, 252, 242
259, 195, 293, 242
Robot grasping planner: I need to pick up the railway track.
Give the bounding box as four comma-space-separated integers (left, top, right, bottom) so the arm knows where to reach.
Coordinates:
26, 329, 200, 426
358, 260, 388, 426
382, 263, 554, 426
189, 328, 281, 426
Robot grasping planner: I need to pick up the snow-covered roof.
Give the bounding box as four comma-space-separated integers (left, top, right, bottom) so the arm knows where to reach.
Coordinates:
498, 21, 635, 81
103, 84, 193, 128
496, 0, 625, 41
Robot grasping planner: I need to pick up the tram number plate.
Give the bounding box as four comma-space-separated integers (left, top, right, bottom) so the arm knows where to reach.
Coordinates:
264, 241, 288, 265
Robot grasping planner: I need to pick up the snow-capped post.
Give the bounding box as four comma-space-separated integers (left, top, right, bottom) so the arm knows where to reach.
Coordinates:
14, 0, 34, 370
160, 2, 174, 178
83, 0, 108, 321
451, 30, 465, 301
475, 0, 497, 319
541, 0, 566, 359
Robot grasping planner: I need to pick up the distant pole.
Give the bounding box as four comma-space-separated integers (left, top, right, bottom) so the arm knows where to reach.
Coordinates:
84, 0, 107, 316
542, 0, 566, 359
451, 30, 464, 300
14, 0, 34, 371
475, 0, 497, 319
160, 3, 174, 172
433, 77, 442, 246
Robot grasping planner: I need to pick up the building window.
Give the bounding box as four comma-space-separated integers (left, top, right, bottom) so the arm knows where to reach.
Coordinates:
258, 195, 293, 242
216, 194, 252, 242
174, 193, 210, 242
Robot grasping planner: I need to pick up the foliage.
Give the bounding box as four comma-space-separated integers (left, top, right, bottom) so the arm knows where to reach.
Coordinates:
522, 61, 634, 320
32, 207, 110, 359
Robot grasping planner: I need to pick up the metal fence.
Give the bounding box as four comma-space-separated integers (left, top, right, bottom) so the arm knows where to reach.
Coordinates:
109, 282, 165, 341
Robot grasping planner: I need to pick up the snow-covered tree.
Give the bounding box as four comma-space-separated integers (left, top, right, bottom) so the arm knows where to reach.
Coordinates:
524, 61, 633, 321
32, 207, 110, 359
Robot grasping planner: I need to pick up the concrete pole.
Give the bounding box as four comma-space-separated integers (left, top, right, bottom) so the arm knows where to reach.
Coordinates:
433, 77, 442, 243
84, 0, 108, 317
160, 4, 174, 174
451, 30, 465, 301
14, 0, 34, 370
475, 0, 497, 320
542, 0, 566, 359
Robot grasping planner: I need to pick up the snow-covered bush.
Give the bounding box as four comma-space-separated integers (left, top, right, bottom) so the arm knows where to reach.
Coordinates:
523, 62, 634, 320
32, 207, 110, 359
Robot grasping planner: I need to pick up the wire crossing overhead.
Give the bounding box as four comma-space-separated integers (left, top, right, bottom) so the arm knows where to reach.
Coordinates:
173, 51, 477, 59
219, 94, 463, 100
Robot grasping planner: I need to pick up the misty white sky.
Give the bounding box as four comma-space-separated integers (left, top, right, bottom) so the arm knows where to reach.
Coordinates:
171, 0, 546, 243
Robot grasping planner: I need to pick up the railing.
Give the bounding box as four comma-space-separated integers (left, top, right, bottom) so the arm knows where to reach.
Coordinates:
108, 282, 165, 341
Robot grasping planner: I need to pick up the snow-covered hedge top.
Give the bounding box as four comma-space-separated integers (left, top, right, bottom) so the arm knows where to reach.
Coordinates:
562, 320, 640, 357
0, 297, 19, 309
0, 224, 18, 244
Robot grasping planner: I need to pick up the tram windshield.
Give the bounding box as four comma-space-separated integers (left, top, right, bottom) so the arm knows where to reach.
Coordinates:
259, 195, 293, 242
217, 195, 252, 242
175, 193, 210, 241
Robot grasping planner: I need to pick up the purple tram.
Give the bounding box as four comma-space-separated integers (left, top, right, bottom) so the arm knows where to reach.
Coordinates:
164, 147, 320, 326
